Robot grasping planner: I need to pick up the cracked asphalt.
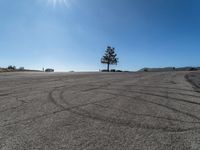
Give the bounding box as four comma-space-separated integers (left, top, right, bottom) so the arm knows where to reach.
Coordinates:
0, 71, 200, 150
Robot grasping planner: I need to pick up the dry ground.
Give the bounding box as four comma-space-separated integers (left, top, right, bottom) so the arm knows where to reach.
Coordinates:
0, 71, 200, 150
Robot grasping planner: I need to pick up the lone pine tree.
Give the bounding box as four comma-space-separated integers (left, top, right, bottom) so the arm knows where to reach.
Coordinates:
101, 46, 118, 71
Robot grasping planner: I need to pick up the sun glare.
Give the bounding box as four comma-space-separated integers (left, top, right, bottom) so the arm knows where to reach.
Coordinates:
47, 0, 70, 7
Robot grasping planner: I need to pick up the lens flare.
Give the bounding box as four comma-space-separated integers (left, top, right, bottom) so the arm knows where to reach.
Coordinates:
47, 0, 70, 7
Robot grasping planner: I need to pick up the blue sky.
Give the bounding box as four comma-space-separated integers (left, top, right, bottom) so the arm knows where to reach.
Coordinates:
0, 0, 200, 71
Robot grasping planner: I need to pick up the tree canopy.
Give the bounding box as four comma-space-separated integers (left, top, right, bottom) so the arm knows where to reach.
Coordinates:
101, 46, 118, 71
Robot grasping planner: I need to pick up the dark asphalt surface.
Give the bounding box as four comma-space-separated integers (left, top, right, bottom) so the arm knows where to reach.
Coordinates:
0, 71, 200, 150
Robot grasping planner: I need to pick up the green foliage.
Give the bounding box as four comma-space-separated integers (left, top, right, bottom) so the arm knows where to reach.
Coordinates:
101, 46, 119, 71
7, 65, 16, 70
101, 46, 118, 65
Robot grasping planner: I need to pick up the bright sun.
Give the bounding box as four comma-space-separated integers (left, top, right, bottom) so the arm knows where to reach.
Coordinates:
47, 0, 69, 7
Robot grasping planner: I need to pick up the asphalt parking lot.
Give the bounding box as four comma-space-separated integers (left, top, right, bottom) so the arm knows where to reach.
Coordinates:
0, 71, 200, 150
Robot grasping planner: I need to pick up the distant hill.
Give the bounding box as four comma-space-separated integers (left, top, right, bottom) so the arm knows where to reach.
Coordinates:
138, 67, 200, 72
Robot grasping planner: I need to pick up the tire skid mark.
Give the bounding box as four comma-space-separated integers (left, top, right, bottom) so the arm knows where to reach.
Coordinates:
81, 85, 108, 92
59, 99, 200, 133
0, 109, 67, 128
0, 86, 75, 128
71, 108, 200, 133
2, 72, 200, 133
48, 83, 114, 111
0, 93, 12, 97
48, 88, 66, 110
124, 85, 200, 98
83, 84, 200, 99
105, 92, 200, 122
53, 86, 200, 133
103, 88, 200, 106
58, 83, 113, 109
0, 83, 111, 128
0, 104, 23, 113
123, 84, 198, 93
93, 103, 200, 124
50, 86, 115, 111
185, 73, 200, 93
0, 98, 30, 113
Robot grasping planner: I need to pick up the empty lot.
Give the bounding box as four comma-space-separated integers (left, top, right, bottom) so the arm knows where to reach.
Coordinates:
0, 71, 200, 150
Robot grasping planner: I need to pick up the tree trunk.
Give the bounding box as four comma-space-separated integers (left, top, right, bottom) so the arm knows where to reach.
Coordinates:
107, 63, 110, 72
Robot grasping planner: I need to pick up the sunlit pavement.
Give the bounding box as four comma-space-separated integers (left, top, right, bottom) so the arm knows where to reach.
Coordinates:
0, 71, 200, 150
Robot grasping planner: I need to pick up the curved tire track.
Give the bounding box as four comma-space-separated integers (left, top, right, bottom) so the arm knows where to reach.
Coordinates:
48, 84, 200, 133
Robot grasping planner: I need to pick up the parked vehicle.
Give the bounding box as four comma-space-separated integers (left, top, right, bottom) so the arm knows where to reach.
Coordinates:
45, 68, 54, 72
